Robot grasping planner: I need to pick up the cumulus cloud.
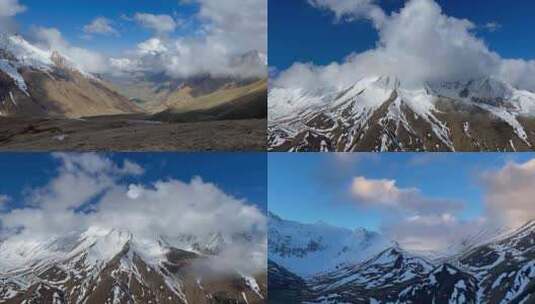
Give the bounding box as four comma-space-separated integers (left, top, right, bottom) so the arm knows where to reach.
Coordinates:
111, 0, 267, 79
481, 159, 535, 228
349, 176, 471, 251
351, 176, 462, 215
307, 0, 385, 27
0, 0, 25, 33
0, 0, 25, 17
83, 17, 119, 36
276, 0, 535, 91
347, 157, 535, 252
134, 13, 178, 35
6, 0, 265, 78
30, 27, 110, 74
348, 176, 481, 251
0, 154, 266, 275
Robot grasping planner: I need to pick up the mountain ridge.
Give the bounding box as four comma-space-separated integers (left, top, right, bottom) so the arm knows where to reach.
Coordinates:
0, 33, 142, 118
268, 214, 535, 303
0, 227, 266, 304
269, 75, 535, 152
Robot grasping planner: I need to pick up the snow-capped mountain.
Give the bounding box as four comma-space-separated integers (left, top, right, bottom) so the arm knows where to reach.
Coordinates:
268, 214, 535, 303
0, 33, 139, 118
268, 212, 392, 277
269, 76, 535, 152
0, 227, 266, 304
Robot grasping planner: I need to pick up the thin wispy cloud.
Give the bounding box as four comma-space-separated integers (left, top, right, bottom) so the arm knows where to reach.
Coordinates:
482, 21, 502, 32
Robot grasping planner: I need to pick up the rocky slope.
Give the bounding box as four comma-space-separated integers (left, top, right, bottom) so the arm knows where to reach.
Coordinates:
0, 228, 266, 304
268, 76, 535, 152
153, 78, 267, 123
0, 33, 141, 118
268, 214, 535, 303
107, 50, 267, 116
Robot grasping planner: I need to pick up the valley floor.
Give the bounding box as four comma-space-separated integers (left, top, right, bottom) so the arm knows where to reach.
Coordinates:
0, 115, 266, 151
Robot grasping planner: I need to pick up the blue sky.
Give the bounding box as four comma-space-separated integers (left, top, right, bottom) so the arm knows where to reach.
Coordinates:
270, 0, 535, 71
13, 0, 200, 56
268, 153, 534, 232
0, 153, 267, 212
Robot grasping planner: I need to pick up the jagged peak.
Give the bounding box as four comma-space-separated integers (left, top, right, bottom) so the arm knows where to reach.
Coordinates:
426, 76, 517, 100
0, 32, 94, 79
268, 211, 283, 221
368, 246, 404, 265
466, 76, 514, 98
373, 75, 401, 90
353, 227, 371, 235
50, 50, 69, 67
431, 263, 459, 276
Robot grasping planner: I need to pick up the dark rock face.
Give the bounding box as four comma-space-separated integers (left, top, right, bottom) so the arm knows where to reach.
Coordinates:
268, 261, 310, 304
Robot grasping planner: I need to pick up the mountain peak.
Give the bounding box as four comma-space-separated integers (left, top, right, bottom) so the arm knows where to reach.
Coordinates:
432, 263, 459, 276
373, 75, 401, 90
268, 211, 282, 221
1, 226, 266, 303
467, 76, 513, 99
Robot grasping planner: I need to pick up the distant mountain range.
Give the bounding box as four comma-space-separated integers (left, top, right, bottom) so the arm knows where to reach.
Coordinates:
268, 213, 535, 303
0, 33, 267, 122
269, 76, 535, 152
0, 228, 266, 304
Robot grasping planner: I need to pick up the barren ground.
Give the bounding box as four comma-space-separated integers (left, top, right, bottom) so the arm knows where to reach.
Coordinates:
0, 115, 266, 151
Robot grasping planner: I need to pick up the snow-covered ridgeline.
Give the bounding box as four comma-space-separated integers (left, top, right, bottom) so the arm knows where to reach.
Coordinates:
0, 33, 96, 97
268, 213, 392, 277
269, 75, 535, 150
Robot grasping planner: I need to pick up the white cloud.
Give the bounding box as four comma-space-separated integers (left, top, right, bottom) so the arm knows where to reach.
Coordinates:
0, 0, 25, 33
482, 21, 501, 32
348, 176, 482, 252
0, 0, 25, 17
307, 0, 385, 27
83, 17, 119, 36
351, 177, 402, 205
481, 158, 535, 228
137, 37, 169, 55
30, 27, 109, 74
350, 176, 462, 215
0, 154, 266, 274
382, 215, 487, 252
8, 0, 266, 79
277, 0, 535, 92
134, 13, 178, 34
111, 0, 267, 79
348, 157, 535, 252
